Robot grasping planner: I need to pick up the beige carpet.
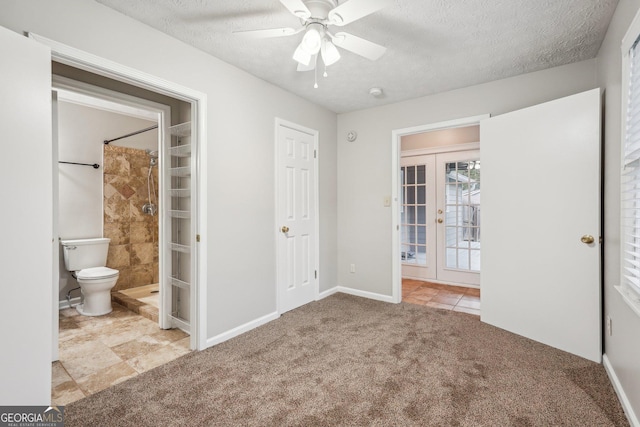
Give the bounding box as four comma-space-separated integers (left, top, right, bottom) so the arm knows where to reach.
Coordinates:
66, 294, 628, 426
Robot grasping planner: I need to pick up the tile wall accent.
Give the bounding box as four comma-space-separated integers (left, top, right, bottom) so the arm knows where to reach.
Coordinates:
104, 145, 159, 291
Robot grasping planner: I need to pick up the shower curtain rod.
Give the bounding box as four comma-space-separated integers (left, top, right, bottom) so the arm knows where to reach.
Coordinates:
103, 124, 158, 145
59, 161, 100, 169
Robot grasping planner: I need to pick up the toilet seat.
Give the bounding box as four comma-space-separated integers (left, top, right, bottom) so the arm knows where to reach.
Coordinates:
76, 267, 119, 280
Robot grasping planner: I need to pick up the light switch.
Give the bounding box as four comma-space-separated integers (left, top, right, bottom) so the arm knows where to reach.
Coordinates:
383, 196, 391, 207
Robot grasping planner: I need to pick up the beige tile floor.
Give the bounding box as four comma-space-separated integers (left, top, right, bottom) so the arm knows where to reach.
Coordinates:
402, 278, 481, 316
53, 302, 190, 406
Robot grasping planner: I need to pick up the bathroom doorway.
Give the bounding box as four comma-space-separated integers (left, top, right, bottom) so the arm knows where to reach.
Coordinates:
51, 70, 199, 404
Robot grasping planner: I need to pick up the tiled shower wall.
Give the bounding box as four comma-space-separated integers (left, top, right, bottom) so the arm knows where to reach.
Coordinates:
103, 145, 159, 291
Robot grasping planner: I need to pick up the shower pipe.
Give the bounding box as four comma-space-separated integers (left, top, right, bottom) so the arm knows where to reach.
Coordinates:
103, 124, 158, 145
58, 161, 100, 169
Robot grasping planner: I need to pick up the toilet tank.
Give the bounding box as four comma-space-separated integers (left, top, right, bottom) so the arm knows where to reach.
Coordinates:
60, 238, 111, 271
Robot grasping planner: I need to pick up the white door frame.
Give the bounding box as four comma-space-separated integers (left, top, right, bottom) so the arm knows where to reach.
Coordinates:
391, 114, 489, 303
29, 33, 208, 351
274, 118, 320, 314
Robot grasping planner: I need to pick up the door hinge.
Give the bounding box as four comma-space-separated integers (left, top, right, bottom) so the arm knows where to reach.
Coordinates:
314, 149, 317, 159
196, 234, 201, 242
315, 270, 317, 279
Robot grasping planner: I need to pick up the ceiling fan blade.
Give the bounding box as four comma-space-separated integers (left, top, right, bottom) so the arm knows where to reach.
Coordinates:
331, 32, 387, 60
233, 27, 301, 38
279, 0, 311, 19
297, 54, 318, 72
328, 0, 392, 26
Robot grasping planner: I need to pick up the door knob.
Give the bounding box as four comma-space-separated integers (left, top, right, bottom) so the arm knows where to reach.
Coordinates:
437, 218, 443, 224
281, 226, 290, 233
581, 234, 594, 244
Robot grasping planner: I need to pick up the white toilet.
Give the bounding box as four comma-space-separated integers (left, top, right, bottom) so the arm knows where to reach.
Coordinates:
61, 238, 119, 316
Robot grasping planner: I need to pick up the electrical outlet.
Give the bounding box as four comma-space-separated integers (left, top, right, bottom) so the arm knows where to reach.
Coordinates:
606, 316, 612, 336
350, 264, 356, 273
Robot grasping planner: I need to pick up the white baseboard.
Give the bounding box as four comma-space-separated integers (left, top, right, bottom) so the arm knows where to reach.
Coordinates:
58, 297, 81, 310
603, 354, 639, 427
317, 286, 339, 300
336, 286, 395, 303
205, 311, 280, 349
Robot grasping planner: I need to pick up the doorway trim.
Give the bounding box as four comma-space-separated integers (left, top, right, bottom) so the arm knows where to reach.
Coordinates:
29, 33, 208, 351
391, 114, 489, 303
274, 118, 320, 314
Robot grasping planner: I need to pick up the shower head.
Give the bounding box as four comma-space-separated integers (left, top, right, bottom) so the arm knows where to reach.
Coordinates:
146, 149, 158, 167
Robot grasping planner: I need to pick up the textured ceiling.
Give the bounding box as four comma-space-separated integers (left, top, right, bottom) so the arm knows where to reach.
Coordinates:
95, 0, 618, 113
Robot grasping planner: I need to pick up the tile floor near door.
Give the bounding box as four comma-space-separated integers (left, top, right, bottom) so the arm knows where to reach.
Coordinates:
402, 278, 481, 316
53, 303, 190, 405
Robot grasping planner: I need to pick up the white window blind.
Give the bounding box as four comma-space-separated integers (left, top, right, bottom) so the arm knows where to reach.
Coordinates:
622, 36, 640, 299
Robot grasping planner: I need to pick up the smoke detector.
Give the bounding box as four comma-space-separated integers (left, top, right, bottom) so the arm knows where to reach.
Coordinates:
369, 87, 383, 97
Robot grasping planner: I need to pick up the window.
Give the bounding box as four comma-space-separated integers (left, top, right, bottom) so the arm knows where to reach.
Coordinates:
620, 13, 640, 315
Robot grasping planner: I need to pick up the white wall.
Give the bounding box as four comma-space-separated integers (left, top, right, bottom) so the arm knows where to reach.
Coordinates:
0, 0, 338, 349
337, 59, 598, 296
57, 100, 156, 301
597, 0, 640, 422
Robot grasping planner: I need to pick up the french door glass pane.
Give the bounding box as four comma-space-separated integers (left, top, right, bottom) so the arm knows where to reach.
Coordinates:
417, 185, 426, 204
406, 166, 415, 184
444, 159, 481, 271
417, 206, 426, 224
416, 165, 426, 184
406, 186, 415, 204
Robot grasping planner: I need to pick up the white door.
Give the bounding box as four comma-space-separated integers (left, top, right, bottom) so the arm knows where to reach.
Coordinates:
436, 151, 481, 285
276, 121, 318, 313
400, 155, 437, 280
480, 88, 601, 362
0, 27, 53, 404
401, 150, 481, 286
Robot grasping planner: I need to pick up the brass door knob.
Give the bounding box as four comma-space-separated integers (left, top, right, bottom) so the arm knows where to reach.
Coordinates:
281, 226, 290, 233
437, 218, 443, 223
581, 234, 594, 244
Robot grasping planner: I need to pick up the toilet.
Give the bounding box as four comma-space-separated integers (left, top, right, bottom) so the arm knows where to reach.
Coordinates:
61, 238, 119, 316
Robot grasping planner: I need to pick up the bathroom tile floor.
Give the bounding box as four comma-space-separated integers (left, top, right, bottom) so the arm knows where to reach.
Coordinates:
402, 278, 481, 316
52, 302, 190, 406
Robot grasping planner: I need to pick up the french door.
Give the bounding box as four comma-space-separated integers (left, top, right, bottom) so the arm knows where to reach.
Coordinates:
401, 150, 481, 286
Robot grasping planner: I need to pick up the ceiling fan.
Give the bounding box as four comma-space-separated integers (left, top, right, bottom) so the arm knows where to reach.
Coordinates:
234, 0, 392, 78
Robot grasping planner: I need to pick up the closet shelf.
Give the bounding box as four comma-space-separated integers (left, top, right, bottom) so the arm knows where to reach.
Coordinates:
169, 144, 191, 157
169, 122, 191, 137
170, 243, 190, 253
170, 166, 191, 177
169, 210, 190, 219
169, 189, 190, 198
170, 277, 190, 290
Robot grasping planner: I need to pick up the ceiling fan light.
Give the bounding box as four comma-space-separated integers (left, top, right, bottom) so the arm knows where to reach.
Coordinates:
321, 39, 341, 66
301, 27, 322, 54
293, 44, 312, 66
